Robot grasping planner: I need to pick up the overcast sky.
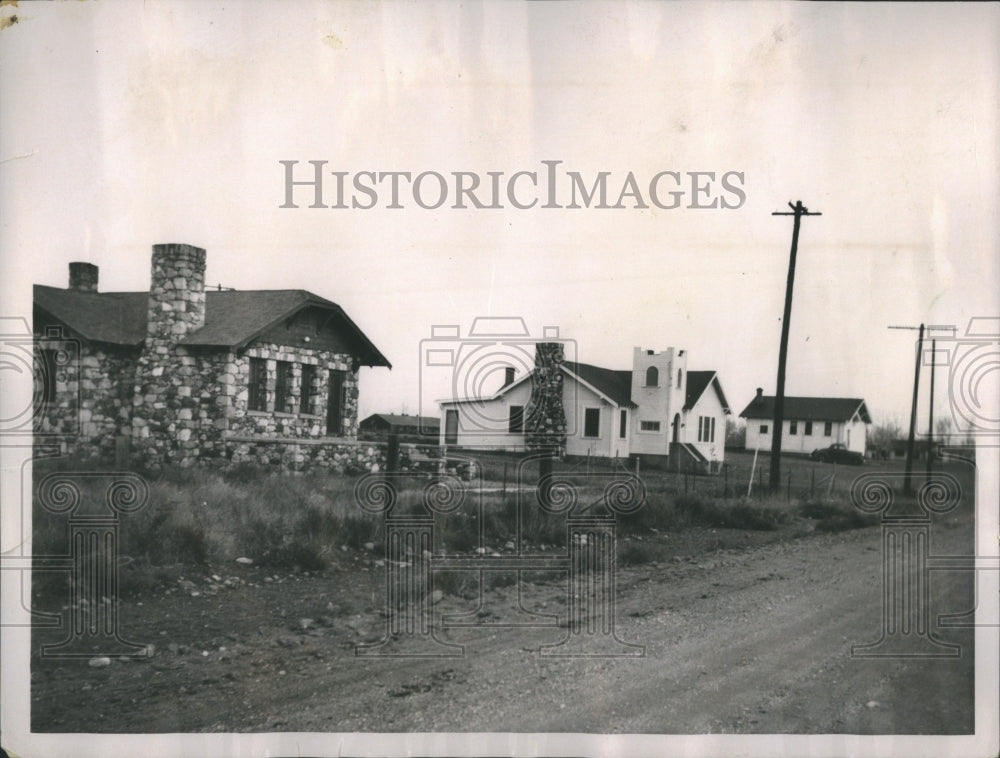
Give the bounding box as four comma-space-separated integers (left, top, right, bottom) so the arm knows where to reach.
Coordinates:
2, 1, 997, 431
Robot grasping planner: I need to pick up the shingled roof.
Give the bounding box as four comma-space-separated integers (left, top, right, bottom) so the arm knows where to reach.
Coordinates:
562, 361, 637, 408
739, 395, 871, 423
684, 370, 730, 412
33, 285, 391, 367
34, 286, 147, 345
440, 357, 726, 413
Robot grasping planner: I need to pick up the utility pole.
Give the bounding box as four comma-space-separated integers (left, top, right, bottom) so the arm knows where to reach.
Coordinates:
769, 200, 821, 492
888, 323, 924, 495
924, 326, 957, 478
889, 324, 955, 494
927, 337, 935, 479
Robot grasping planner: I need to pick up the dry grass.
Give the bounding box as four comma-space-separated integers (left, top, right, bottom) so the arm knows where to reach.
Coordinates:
35, 449, 971, 594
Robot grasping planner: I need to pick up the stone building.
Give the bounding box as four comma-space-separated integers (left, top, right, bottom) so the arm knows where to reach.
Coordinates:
33, 243, 391, 469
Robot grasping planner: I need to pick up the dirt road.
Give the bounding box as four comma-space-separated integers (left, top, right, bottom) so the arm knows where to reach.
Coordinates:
31, 509, 975, 735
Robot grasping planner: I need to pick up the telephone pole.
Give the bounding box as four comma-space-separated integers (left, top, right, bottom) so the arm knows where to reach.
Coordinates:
927, 337, 936, 479
769, 200, 821, 492
888, 324, 955, 494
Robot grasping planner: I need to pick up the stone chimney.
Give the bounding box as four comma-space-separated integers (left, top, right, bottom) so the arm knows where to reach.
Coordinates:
503, 366, 516, 388
68, 262, 99, 293
146, 243, 206, 341
525, 342, 567, 453
132, 243, 207, 468
755, 387, 764, 404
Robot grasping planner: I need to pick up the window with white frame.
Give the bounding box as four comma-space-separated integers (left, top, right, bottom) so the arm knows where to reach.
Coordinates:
697, 415, 716, 442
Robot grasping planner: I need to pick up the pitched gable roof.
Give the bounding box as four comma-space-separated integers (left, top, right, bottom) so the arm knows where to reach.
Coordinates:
684, 370, 731, 413
35, 286, 148, 345
441, 360, 726, 412
562, 361, 637, 408
33, 285, 391, 367
739, 395, 871, 423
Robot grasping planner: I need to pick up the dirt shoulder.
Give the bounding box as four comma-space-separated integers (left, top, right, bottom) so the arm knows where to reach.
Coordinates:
31, 508, 975, 735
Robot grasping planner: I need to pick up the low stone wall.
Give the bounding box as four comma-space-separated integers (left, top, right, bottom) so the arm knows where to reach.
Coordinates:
221, 436, 476, 478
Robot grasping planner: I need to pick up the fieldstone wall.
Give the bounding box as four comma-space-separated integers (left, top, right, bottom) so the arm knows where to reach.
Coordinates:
78, 345, 137, 458
33, 338, 136, 461
33, 339, 81, 439
228, 342, 359, 439
221, 437, 476, 478
525, 342, 567, 453
131, 338, 363, 468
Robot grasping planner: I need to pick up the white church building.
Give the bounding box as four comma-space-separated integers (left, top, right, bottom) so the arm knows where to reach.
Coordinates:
438, 346, 731, 471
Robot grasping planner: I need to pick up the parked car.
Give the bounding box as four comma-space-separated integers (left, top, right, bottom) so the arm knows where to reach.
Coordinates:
810, 443, 864, 465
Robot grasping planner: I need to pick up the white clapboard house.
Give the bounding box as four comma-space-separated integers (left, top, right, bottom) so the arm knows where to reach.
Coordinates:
739, 389, 871, 455
439, 346, 730, 471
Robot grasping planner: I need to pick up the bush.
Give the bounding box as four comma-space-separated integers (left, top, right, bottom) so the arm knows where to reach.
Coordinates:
799, 499, 879, 532
617, 540, 660, 566
673, 494, 786, 531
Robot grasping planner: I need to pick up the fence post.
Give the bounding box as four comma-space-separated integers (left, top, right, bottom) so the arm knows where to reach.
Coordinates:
723, 464, 729, 498
387, 433, 400, 473
787, 470, 791, 500
539, 455, 554, 506
810, 468, 815, 498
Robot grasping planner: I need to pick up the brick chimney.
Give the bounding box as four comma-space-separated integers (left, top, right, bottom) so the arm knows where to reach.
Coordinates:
145, 243, 206, 341
68, 262, 99, 293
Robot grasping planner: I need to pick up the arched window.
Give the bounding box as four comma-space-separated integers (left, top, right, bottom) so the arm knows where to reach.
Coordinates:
645, 366, 658, 387
677, 369, 683, 388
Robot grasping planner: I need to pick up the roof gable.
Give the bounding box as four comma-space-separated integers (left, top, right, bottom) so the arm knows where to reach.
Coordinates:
684, 370, 730, 413
739, 395, 871, 423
